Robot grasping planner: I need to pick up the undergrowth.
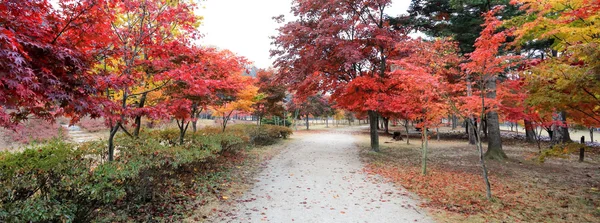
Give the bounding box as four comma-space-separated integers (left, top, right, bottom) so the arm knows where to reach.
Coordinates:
0, 124, 291, 222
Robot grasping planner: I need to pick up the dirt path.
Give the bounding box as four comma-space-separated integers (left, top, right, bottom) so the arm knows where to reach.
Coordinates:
211, 130, 433, 223
63, 125, 107, 143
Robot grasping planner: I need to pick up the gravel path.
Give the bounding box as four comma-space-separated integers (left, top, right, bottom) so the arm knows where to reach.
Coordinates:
213, 131, 434, 223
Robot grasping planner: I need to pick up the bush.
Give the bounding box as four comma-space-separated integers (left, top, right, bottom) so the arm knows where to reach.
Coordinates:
0, 140, 126, 222
538, 142, 590, 163
146, 128, 181, 145
268, 125, 293, 139
203, 124, 292, 146
244, 124, 293, 145
0, 124, 291, 222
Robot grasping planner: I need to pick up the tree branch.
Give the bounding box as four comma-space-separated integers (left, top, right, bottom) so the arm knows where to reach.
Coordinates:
127, 79, 172, 98
119, 123, 134, 138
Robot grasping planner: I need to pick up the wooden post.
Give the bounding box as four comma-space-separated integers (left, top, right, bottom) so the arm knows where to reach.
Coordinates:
579, 136, 585, 162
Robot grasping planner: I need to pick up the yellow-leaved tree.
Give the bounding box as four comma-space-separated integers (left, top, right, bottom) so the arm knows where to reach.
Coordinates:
509, 0, 600, 142
212, 83, 263, 132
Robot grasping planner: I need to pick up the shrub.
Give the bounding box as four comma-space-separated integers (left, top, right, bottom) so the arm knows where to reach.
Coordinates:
146, 128, 181, 145
0, 140, 125, 222
232, 124, 293, 145
267, 125, 293, 139
201, 124, 292, 146
538, 142, 590, 163
0, 124, 291, 222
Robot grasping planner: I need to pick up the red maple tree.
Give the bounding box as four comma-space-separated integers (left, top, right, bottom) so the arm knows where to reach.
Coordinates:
0, 0, 112, 128
272, 0, 408, 151
164, 47, 249, 144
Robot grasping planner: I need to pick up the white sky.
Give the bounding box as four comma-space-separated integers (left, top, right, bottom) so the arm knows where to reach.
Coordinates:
197, 0, 411, 69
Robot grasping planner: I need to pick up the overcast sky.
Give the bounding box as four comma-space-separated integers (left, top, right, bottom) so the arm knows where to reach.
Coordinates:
197, 0, 411, 69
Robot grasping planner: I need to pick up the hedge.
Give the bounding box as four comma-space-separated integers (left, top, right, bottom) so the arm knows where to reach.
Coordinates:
0, 124, 292, 222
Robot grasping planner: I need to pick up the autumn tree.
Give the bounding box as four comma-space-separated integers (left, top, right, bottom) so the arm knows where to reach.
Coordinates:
287, 94, 331, 130
253, 69, 287, 125
454, 6, 520, 198
102, 0, 200, 161
164, 47, 248, 144
272, 0, 407, 152
0, 0, 112, 128
331, 109, 358, 127
404, 0, 524, 145
401, 38, 462, 174
212, 81, 260, 132
509, 0, 600, 144
462, 6, 524, 160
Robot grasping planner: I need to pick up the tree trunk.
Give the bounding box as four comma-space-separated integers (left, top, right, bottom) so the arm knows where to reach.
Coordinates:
482, 116, 488, 139
222, 111, 233, 133
467, 120, 477, 145
108, 90, 130, 161
547, 128, 553, 140
533, 126, 543, 152
552, 111, 572, 144
190, 103, 201, 133
524, 119, 535, 143
326, 116, 329, 128
383, 117, 389, 134
133, 116, 143, 137
108, 125, 119, 161
470, 119, 492, 200
436, 127, 440, 141
475, 77, 493, 199
484, 78, 507, 160
177, 120, 190, 145
305, 115, 309, 130
133, 92, 148, 137
179, 127, 185, 145
590, 128, 594, 142
404, 120, 410, 145
485, 111, 507, 160
222, 118, 228, 132
451, 114, 458, 130
368, 110, 380, 152
421, 127, 428, 175
466, 71, 476, 145
374, 43, 386, 151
